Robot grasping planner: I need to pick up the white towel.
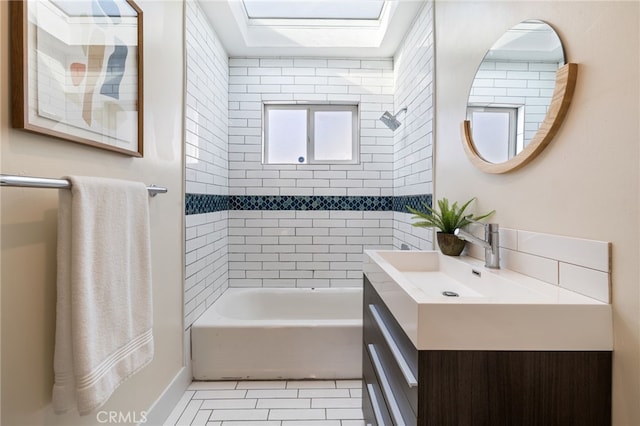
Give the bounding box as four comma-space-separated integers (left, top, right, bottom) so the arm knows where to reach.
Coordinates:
53, 176, 154, 415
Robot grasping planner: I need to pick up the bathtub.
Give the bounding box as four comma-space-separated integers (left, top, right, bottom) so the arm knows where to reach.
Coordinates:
191, 287, 363, 380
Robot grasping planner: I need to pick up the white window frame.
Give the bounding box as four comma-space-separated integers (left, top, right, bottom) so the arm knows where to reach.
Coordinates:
263, 104, 359, 165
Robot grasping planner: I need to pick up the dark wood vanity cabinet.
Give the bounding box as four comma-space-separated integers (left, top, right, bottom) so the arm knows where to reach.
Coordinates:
362, 275, 612, 426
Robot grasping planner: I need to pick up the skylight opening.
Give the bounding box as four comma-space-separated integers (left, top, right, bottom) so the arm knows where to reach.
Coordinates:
242, 0, 385, 20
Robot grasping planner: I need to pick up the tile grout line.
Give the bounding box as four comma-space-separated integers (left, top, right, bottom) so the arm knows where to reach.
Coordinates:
169, 380, 365, 425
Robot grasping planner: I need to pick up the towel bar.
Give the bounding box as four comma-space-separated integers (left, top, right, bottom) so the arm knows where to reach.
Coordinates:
0, 174, 168, 197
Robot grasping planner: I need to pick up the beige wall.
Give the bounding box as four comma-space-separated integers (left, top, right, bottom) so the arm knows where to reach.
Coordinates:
435, 1, 640, 424
0, 1, 185, 425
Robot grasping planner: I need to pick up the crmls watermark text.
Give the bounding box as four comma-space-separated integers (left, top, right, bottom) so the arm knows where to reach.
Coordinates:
96, 411, 148, 424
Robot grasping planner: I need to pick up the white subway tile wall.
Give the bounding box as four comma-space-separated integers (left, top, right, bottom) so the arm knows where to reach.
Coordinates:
185, 1, 229, 196
185, 211, 229, 329
227, 57, 400, 288
184, 1, 229, 328
228, 210, 393, 288
393, 212, 433, 251
228, 58, 395, 197
392, 2, 434, 250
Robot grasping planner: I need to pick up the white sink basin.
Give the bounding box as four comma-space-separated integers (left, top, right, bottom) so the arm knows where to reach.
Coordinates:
363, 250, 613, 351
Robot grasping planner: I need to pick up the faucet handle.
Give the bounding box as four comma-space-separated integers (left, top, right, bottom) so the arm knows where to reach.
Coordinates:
464, 217, 489, 228
465, 218, 498, 229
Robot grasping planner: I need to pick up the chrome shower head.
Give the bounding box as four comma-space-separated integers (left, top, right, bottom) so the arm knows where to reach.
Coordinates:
379, 107, 408, 131
380, 111, 401, 131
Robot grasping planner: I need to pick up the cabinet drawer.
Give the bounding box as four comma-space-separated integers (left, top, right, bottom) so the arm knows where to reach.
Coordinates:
367, 342, 417, 425
364, 276, 419, 424
363, 276, 418, 378
365, 307, 419, 418
362, 348, 393, 426
367, 304, 418, 387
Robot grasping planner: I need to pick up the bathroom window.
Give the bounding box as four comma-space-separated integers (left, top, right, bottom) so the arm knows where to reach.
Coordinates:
242, 0, 385, 20
467, 106, 521, 164
263, 104, 359, 164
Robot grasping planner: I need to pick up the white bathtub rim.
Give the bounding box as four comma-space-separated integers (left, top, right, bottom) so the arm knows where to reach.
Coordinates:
193, 287, 363, 327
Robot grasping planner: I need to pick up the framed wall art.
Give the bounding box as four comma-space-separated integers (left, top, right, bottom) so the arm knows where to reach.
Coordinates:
11, 0, 144, 157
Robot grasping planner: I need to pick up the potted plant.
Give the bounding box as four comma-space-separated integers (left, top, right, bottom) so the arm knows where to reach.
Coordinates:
408, 197, 494, 256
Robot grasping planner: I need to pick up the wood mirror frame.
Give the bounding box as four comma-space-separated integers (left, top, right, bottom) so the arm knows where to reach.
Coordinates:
462, 63, 578, 174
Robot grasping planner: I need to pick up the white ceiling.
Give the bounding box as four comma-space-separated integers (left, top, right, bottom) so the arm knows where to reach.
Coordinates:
198, 0, 427, 58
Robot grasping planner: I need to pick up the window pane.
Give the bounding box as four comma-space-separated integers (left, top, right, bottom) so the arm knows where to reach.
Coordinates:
471, 111, 511, 163
267, 109, 307, 164
243, 0, 385, 20
313, 110, 353, 161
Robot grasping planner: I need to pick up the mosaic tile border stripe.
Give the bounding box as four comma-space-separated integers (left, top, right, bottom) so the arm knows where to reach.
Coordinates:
185, 194, 229, 215
394, 193, 432, 214
185, 194, 432, 215
229, 195, 393, 211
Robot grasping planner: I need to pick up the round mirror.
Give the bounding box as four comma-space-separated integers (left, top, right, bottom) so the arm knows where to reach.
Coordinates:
462, 20, 578, 173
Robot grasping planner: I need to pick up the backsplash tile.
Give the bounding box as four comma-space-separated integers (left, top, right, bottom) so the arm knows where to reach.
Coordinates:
499, 228, 518, 250
500, 248, 559, 286
559, 263, 611, 304
517, 230, 610, 273
481, 228, 612, 303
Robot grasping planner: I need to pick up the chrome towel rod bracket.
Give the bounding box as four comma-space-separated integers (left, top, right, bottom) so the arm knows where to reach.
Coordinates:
0, 174, 168, 197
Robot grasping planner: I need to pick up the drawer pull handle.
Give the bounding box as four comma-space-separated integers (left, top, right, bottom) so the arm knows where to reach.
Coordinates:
369, 304, 418, 387
367, 344, 407, 426
366, 383, 387, 426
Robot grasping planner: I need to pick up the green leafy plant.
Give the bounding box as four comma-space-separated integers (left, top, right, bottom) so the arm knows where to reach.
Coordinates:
408, 197, 494, 234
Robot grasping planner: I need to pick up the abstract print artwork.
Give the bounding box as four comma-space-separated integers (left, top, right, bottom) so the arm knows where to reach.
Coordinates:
11, 0, 143, 156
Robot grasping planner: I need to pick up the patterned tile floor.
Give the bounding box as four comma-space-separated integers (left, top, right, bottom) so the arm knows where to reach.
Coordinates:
164, 380, 365, 426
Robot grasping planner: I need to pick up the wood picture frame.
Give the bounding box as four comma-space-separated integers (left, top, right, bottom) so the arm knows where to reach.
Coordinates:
11, 0, 144, 157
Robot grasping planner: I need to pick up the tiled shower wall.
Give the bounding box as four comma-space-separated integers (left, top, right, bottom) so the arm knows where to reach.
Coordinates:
392, 2, 434, 250
227, 57, 395, 197
228, 210, 393, 288
184, 1, 435, 294
184, 0, 229, 328
227, 58, 397, 288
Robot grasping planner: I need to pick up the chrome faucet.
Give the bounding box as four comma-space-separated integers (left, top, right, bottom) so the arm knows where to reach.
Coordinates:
454, 220, 500, 269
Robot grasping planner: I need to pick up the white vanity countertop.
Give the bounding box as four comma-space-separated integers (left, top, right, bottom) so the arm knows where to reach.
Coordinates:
363, 250, 613, 351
